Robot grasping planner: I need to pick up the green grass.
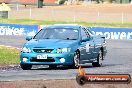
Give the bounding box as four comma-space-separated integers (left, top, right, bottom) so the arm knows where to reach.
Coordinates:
0, 46, 20, 64
1, 19, 132, 28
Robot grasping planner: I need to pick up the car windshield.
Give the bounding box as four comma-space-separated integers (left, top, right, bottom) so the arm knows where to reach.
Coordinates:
34, 28, 79, 40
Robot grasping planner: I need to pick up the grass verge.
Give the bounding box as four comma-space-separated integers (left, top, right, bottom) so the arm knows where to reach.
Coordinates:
0, 19, 132, 28
0, 46, 20, 64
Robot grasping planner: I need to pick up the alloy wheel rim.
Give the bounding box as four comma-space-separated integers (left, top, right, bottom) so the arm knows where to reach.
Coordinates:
74, 54, 79, 67
99, 51, 103, 65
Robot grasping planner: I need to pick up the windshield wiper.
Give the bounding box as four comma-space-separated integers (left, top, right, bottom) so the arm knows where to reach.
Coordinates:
65, 38, 77, 40
43, 38, 50, 39
70, 39, 77, 40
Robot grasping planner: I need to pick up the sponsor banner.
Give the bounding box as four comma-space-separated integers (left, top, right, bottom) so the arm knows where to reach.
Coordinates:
90, 27, 132, 40
0, 23, 38, 36
76, 67, 131, 85
1, 24, 132, 40
76, 74, 131, 85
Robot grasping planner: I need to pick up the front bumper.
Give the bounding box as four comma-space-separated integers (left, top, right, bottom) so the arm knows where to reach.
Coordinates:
20, 52, 74, 65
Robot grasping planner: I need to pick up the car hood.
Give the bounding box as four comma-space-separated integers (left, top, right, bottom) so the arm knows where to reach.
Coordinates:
24, 39, 78, 48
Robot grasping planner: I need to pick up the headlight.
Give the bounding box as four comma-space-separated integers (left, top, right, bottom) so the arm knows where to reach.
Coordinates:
21, 47, 31, 53
57, 48, 71, 53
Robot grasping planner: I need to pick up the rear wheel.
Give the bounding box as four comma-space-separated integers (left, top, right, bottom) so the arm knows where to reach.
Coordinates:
92, 50, 103, 67
20, 64, 32, 70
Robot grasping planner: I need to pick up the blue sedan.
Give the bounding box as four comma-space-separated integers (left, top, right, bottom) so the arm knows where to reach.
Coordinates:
20, 24, 107, 70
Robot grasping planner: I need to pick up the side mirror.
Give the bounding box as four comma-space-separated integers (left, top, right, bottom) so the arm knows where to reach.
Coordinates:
81, 38, 89, 42
26, 36, 32, 41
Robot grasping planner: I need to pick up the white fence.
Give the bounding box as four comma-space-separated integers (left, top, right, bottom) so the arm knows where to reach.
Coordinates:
6, 5, 132, 23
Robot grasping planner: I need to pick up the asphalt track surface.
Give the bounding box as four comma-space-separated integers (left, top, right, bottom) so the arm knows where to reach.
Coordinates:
0, 36, 132, 81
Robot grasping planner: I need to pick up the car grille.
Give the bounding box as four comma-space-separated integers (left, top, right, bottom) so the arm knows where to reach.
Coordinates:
33, 49, 54, 53
31, 57, 55, 62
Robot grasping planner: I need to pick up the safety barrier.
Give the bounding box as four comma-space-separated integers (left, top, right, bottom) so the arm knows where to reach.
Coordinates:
90, 27, 132, 40
0, 23, 38, 36
0, 23, 132, 40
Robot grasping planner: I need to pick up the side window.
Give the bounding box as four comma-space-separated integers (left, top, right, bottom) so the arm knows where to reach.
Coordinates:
81, 28, 90, 40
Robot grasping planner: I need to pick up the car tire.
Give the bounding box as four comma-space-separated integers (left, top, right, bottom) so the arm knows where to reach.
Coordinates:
49, 65, 57, 69
76, 75, 86, 85
92, 50, 103, 67
20, 64, 32, 70
72, 51, 80, 68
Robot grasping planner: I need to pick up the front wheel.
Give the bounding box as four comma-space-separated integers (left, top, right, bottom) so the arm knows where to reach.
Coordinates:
92, 50, 103, 67
72, 51, 80, 68
20, 64, 32, 70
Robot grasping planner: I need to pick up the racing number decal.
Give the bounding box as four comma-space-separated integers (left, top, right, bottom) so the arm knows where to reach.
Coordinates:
86, 43, 89, 52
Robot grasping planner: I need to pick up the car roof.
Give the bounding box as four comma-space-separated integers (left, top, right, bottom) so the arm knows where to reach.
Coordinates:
45, 24, 81, 29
